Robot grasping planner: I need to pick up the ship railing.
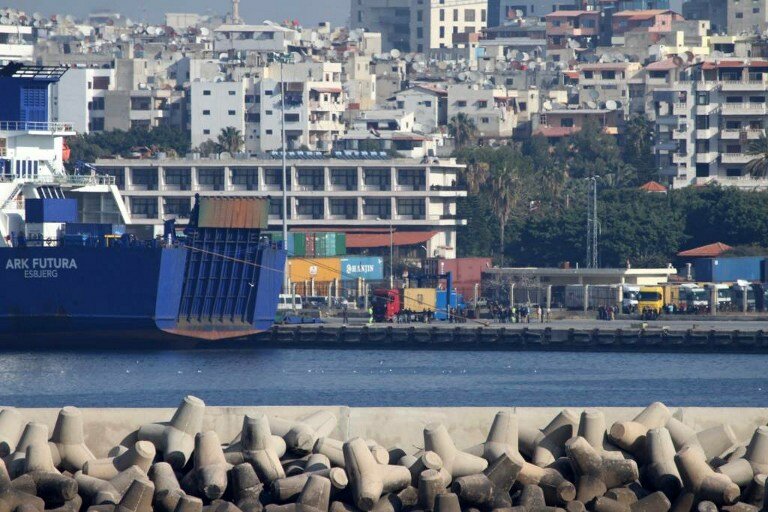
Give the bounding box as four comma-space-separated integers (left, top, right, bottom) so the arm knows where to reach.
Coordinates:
0, 121, 75, 132
0, 173, 116, 186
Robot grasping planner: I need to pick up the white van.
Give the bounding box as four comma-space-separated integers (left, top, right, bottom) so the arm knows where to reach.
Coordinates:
277, 294, 303, 311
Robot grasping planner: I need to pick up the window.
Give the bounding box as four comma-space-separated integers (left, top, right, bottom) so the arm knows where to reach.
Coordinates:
465, 9, 476, 21
203, 129, 210, 135
228, 110, 236, 115
232, 168, 259, 190
266, 129, 273, 135
296, 169, 324, 191
363, 198, 390, 218
481, 9, 486, 22
363, 168, 391, 190
330, 199, 357, 218
164, 198, 191, 218
228, 90, 236, 96
477, 100, 488, 108
417, 27, 423, 38
296, 198, 323, 219
131, 198, 158, 219
736, 12, 744, 18
202, 110, 210, 115
457, 100, 467, 107
266, 110, 273, 115
397, 169, 425, 189
439, 27, 445, 38
285, 113, 300, 122
397, 198, 425, 219
440, 9, 445, 21
696, 92, 709, 105
583, 71, 594, 79
203, 90, 211, 96
424, 100, 432, 107
481, 117, 490, 123
453, 9, 458, 21
90, 97, 105, 110
560, 118, 574, 128
164, 168, 192, 191
198, 168, 225, 190
131, 169, 158, 191
602, 71, 616, 80
417, 10, 423, 22
93, 76, 110, 90
331, 168, 358, 190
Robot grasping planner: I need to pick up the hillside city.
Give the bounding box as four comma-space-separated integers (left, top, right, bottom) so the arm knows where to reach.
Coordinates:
5, 0, 768, 313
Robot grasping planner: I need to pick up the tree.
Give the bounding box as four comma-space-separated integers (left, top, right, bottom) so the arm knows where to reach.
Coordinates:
217, 127, 245, 154
196, 140, 219, 157
745, 130, 768, 178
489, 164, 522, 265
621, 116, 657, 185
448, 113, 478, 149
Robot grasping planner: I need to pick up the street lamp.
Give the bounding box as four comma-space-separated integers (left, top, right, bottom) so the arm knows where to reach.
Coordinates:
270, 52, 294, 292
377, 216, 394, 288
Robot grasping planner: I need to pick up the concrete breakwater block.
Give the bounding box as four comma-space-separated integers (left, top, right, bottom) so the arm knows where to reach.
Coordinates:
2, 400, 768, 512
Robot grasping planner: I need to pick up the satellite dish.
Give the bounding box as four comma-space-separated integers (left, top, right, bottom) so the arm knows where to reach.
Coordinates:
672, 55, 684, 67
390, 48, 401, 59
290, 51, 303, 62
587, 101, 598, 109
589, 89, 600, 101
412, 61, 427, 73
528, 62, 537, 71
543, 100, 553, 110
606, 100, 618, 110
200, 27, 210, 36
404, 53, 414, 63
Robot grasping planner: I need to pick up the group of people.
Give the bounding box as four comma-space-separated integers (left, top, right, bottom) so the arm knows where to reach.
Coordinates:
484, 303, 551, 324
597, 305, 619, 321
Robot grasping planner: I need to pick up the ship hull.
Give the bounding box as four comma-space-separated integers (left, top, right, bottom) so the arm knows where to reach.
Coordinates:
0, 243, 285, 345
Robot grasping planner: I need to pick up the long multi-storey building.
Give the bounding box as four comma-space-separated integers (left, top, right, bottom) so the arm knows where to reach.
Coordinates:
654, 59, 768, 189
92, 156, 467, 258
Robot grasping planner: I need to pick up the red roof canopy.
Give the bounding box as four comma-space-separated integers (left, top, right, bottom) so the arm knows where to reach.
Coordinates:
677, 242, 733, 258
639, 181, 668, 192
346, 231, 438, 249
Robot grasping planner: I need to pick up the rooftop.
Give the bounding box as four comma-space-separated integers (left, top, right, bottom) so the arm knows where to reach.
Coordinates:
677, 242, 734, 258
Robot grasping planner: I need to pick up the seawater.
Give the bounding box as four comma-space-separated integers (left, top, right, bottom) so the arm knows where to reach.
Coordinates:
0, 348, 765, 407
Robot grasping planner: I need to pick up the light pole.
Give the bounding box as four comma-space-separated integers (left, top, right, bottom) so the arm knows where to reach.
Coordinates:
270, 52, 293, 292
377, 216, 394, 288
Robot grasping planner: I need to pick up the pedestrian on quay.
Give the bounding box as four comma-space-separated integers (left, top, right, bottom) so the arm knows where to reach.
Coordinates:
537, 305, 543, 323
367, 306, 373, 324
546, 307, 551, 323
341, 297, 349, 325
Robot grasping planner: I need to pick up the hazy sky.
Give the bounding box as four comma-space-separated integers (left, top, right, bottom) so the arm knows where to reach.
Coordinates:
4, 0, 349, 25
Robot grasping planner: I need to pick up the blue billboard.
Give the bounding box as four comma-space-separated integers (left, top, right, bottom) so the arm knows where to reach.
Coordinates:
340, 257, 383, 281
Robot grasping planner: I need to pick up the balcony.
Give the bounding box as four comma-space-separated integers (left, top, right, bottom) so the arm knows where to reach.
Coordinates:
672, 153, 689, 164
695, 103, 720, 115
695, 151, 719, 164
721, 103, 767, 116
720, 153, 754, 164
721, 129, 763, 140
672, 128, 689, 140
310, 120, 342, 131
721, 80, 768, 92
695, 81, 721, 92
695, 127, 718, 139
673, 103, 689, 115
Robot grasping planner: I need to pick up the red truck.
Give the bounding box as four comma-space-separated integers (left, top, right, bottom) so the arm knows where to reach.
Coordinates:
372, 288, 437, 322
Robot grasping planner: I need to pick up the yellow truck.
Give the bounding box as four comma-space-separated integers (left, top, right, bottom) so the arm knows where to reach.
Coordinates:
638, 286, 664, 318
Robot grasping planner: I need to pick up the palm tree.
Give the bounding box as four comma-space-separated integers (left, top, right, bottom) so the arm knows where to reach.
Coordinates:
462, 158, 490, 194
746, 130, 768, 178
448, 113, 478, 149
217, 127, 245, 155
489, 164, 521, 265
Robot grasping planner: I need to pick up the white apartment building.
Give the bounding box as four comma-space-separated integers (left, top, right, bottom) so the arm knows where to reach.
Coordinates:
51, 63, 186, 133
92, 156, 467, 258
213, 24, 301, 55
350, 0, 412, 52
577, 62, 642, 114
653, 59, 768, 189
410, 0, 488, 52
344, 53, 378, 111
393, 85, 448, 133
727, 0, 768, 35
447, 84, 521, 140
0, 24, 34, 63
190, 81, 247, 151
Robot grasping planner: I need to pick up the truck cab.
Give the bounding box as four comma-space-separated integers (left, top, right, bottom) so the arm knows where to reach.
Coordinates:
372, 289, 400, 322
678, 283, 708, 312
638, 286, 664, 317
621, 285, 640, 313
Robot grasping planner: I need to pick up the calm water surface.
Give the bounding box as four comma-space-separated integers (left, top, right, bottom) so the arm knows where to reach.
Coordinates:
0, 348, 765, 407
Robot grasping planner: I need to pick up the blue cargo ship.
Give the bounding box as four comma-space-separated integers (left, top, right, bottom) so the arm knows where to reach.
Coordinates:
0, 195, 286, 344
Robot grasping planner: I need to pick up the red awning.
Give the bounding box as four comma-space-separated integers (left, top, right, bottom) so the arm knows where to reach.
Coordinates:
347, 231, 438, 249
639, 180, 667, 192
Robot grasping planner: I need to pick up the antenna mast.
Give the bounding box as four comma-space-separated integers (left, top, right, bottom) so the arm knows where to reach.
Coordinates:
586, 177, 599, 269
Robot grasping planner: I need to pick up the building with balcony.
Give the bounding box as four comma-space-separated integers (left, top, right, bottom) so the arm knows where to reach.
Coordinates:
535, 107, 622, 141
611, 9, 685, 43
0, 24, 34, 63
213, 24, 301, 55
577, 62, 642, 111
544, 11, 600, 62
487, 0, 580, 25
447, 84, 527, 141
653, 59, 768, 189
92, 156, 467, 258
409, 0, 488, 53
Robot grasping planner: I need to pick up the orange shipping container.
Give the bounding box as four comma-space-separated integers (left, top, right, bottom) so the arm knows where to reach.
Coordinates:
288, 257, 342, 282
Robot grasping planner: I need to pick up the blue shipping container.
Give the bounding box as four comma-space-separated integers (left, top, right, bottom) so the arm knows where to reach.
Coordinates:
25, 199, 77, 223
693, 256, 765, 282
340, 256, 383, 281
435, 290, 464, 321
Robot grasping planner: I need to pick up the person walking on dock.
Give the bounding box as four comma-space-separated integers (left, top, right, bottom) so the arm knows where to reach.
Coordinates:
367, 306, 373, 324
341, 298, 349, 325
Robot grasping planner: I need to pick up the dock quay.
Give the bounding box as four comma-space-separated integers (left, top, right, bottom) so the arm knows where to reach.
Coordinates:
258, 322, 768, 352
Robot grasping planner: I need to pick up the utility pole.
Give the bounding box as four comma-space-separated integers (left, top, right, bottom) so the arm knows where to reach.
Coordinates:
586, 176, 599, 269
271, 52, 293, 292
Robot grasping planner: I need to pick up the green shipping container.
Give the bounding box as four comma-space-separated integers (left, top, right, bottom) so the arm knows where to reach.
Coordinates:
292, 233, 306, 256
335, 233, 346, 256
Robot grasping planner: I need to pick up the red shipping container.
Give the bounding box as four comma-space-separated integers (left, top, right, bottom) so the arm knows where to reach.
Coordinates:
437, 257, 492, 283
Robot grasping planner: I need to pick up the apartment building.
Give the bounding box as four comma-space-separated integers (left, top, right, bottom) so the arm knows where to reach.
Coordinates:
52, 65, 187, 133
344, 53, 377, 111
372, 59, 406, 105
190, 81, 246, 151
577, 62, 642, 111
447, 84, 519, 140
409, 0, 488, 52
487, 0, 580, 24
544, 11, 601, 63
350, 0, 412, 51
536, 107, 622, 141
0, 24, 34, 63
727, 0, 768, 35
682, 0, 727, 33
653, 59, 768, 189
213, 24, 301, 55
393, 85, 448, 133
92, 156, 467, 258
611, 9, 685, 44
